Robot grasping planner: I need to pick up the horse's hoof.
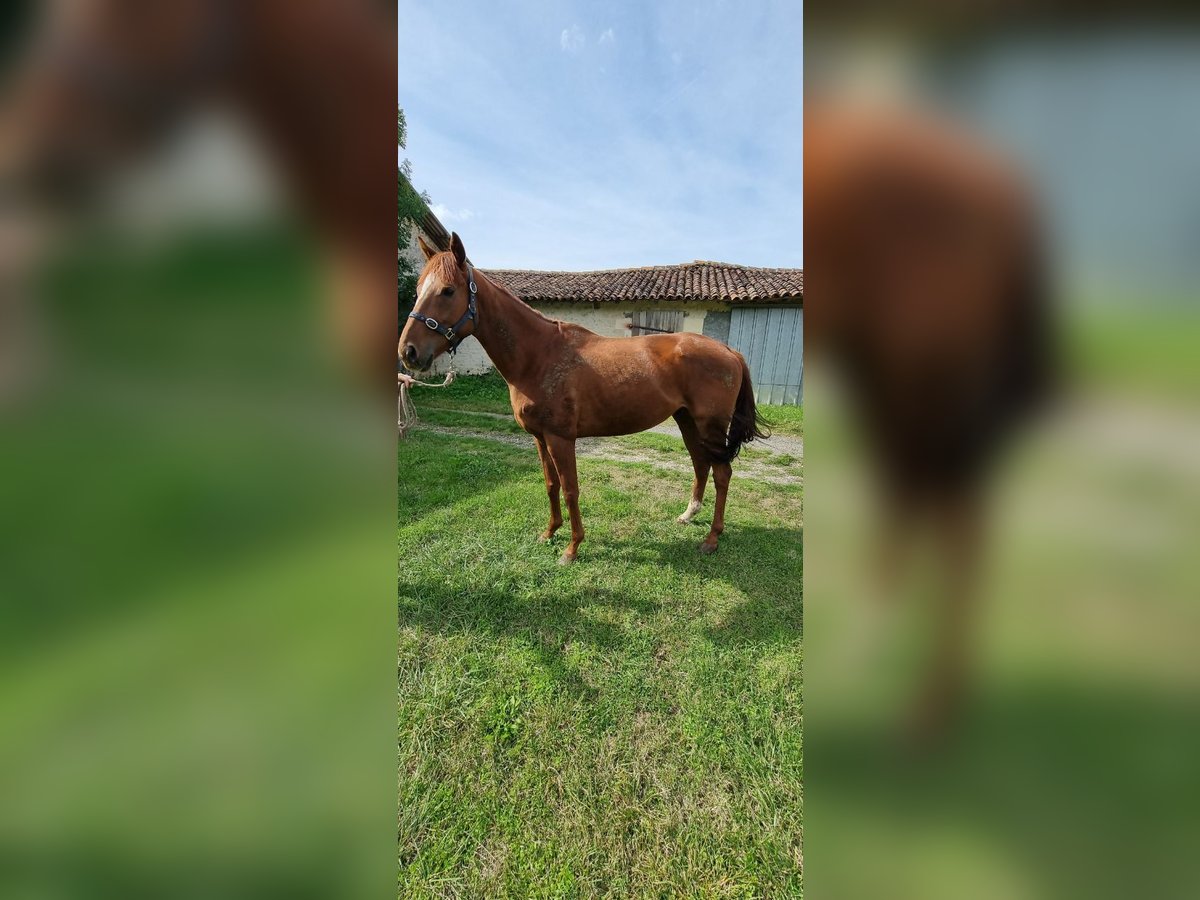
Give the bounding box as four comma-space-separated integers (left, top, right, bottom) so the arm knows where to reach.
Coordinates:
538, 533, 552, 544
557, 553, 577, 566
698, 542, 718, 555
676, 515, 693, 525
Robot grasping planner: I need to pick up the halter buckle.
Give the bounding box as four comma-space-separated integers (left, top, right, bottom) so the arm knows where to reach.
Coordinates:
424, 317, 440, 331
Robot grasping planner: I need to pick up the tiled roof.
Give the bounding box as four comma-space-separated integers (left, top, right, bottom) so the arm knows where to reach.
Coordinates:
483, 261, 803, 304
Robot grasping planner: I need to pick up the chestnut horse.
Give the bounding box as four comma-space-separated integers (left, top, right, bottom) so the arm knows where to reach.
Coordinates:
399, 233, 770, 564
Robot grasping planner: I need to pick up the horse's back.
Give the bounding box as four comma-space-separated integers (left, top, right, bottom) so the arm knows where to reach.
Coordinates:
583, 331, 738, 385
588, 331, 742, 418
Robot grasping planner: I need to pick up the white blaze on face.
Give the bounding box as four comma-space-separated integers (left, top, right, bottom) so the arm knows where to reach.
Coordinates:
414, 274, 440, 312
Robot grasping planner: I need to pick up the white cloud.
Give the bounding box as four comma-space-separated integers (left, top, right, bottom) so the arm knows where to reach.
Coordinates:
430, 203, 475, 225
598, 28, 615, 45
560, 25, 584, 53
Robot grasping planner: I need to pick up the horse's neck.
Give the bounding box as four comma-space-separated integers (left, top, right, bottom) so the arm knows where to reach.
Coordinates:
473, 279, 562, 389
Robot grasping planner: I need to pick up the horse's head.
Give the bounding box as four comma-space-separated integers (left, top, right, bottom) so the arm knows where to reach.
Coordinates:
2, 0, 228, 205
399, 232, 477, 373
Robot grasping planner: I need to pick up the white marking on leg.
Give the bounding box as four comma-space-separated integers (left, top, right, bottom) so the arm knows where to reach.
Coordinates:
677, 499, 702, 524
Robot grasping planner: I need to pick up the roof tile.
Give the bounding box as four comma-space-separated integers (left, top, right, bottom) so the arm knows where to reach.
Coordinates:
482, 261, 803, 305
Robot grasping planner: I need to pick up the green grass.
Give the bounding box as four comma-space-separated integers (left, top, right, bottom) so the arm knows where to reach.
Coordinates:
415, 406, 528, 435
764, 453, 797, 467
761, 404, 803, 438
422, 370, 513, 414
398, 430, 803, 897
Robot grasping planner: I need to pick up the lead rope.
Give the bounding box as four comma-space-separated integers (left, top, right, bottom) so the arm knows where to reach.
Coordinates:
397, 367, 457, 437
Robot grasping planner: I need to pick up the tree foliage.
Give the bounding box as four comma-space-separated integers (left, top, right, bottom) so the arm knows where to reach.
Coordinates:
398, 108, 428, 315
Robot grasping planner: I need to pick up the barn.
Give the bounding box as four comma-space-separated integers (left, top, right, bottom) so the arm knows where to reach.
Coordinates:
403, 212, 804, 404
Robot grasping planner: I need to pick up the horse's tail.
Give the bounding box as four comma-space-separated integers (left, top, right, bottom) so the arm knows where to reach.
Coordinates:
711, 355, 772, 463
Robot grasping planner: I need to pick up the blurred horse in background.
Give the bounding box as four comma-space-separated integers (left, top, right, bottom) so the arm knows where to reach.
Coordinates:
805, 98, 1054, 739
0, 0, 396, 380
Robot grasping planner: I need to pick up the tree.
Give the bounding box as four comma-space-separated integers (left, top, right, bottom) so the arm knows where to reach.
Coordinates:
398, 108, 429, 321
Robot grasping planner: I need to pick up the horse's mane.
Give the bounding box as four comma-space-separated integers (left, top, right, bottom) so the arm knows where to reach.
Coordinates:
476, 266, 557, 324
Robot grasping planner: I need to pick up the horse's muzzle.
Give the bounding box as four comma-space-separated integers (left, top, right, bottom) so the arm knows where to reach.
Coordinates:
400, 342, 432, 373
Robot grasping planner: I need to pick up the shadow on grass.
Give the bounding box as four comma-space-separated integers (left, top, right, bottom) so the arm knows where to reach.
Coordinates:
397, 523, 801, 716
603, 523, 804, 649
397, 582, 666, 706
399, 434, 662, 703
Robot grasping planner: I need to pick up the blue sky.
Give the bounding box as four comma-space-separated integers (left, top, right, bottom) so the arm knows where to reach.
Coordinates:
398, 1, 802, 270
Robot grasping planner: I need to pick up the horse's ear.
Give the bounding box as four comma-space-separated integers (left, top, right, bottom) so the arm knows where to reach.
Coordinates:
417, 234, 437, 260
450, 232, 466, 267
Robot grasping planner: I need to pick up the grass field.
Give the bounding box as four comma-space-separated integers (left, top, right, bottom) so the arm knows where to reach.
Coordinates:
397, 379, 804, 897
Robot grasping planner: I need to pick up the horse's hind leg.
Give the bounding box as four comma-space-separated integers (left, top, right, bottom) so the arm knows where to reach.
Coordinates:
686, 417, 729, 556
693, 416, 733, 554
673, 410, 711, 524
700, 461, 732, 554
534, 436, 563, 542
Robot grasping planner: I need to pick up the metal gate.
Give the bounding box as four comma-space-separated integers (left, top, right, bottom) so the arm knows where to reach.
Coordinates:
727, 306, 803, 405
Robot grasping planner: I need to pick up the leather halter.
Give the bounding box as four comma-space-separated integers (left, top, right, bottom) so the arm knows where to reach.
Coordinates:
407, 263, 478, 354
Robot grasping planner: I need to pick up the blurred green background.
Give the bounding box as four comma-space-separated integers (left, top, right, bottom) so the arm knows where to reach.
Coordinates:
0, 225, 396, 898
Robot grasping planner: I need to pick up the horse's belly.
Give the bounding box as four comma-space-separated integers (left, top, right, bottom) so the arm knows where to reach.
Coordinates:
576, 397, 678, 437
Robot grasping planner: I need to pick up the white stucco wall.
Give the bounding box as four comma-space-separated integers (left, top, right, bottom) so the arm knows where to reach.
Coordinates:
540, 302, 708, 339
429, 302, 717, 376
428, 330, 493, 376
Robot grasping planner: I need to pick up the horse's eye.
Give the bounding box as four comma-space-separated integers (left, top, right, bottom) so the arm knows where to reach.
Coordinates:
441, 286, 455, 296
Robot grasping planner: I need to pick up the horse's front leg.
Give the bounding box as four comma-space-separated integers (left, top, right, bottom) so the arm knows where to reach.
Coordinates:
534, 436, 563, 542
544, 434, 584, 565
